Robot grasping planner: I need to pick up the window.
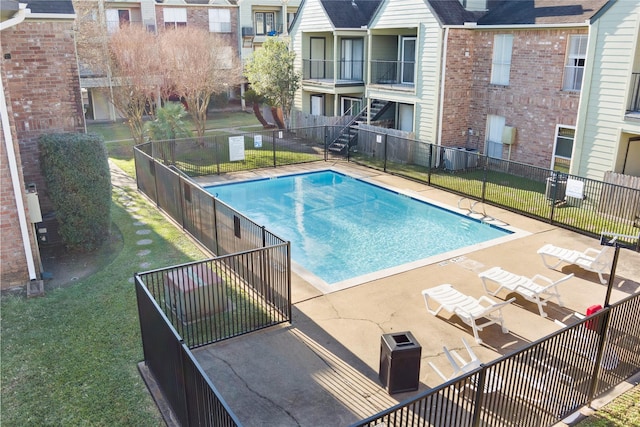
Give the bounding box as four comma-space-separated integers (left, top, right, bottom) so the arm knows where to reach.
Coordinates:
486, 115, 506, 159
340, 38, 364, 80
106, 9, 130, 34
255, 12, 275, 36
491, 34, 513, 85
552, 127, 575, 173
400, 37, 416, 84
341, 97, 362, 116
209, 9, 231, 33
563, 35, 587, 91
164, 8, 187, 29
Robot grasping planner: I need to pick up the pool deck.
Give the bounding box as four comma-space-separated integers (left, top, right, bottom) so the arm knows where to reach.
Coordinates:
190, 162, 640, 426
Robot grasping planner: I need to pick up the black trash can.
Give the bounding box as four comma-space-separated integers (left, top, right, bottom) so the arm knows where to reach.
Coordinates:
379, 331, 422, 394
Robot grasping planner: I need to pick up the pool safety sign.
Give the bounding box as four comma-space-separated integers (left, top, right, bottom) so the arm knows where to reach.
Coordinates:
229, 136, 245, 161
254, 135, 262, 148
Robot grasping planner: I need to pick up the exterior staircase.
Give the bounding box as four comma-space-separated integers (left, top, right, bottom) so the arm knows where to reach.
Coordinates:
328, 99, 392, 153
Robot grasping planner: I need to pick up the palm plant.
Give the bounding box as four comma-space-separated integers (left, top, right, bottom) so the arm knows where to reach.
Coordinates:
144, 102, 192, 165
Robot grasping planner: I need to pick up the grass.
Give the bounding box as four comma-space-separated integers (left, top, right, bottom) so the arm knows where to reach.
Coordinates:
88, 110, 262, 143
3, 116, 637, 424
1, 181, 206, 425
576, 385, 640, 426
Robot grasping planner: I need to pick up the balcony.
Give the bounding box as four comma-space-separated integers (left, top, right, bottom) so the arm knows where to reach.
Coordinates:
302, 59, 365, 87
370, 60, 415, 90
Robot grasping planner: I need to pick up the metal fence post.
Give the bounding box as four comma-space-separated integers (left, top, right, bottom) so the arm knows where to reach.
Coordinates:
383, 133, 388, 173
471, 368, 487, 427
481, 162, 488, 204
587, 308, 613, 405
549, 172, 558, 224
324, 126, 328, 161
215, 135, 221, 175
427, 143, 433, 185
272, 130, 277, 167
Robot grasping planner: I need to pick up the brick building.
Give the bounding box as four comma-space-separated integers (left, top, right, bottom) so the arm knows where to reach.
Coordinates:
442, 26, 587, 170
1, 0, 85, 289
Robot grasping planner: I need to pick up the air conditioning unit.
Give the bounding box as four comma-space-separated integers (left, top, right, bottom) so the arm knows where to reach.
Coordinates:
164, 264, 225, 324
502, 126, 516, 145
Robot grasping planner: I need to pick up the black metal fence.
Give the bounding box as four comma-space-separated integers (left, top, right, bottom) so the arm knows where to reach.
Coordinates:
355, 292, 640, 427
133, 126, 640, 426
346, 128, 640, 239
136, 271, 242, 427
137, 125, 639, 241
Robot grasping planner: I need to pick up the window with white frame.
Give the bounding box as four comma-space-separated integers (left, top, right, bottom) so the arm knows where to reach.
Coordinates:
552, 126, 575, 172
255, 12, 275, 35
106, 9, 130, 34
563, 35, 587, 91
486, 115, 506, 159
491, 34, 513, 85
209, 9, 231, 33
164, 8, 187, 29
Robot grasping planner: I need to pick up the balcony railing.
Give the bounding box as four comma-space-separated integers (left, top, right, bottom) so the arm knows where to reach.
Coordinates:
302, 59, 335, 81
370, 60, 415, 86
628, 73, 640, 113
302, 59, 364, 82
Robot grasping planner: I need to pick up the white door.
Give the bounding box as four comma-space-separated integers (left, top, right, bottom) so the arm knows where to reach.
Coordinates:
400, 37, 416, 84
310, 38, 325, 79
398, 103, 414, 132
341, 39, 363, 80
486, 115, 505, 159
340, 97, 362, 116
311, 95, 324, 116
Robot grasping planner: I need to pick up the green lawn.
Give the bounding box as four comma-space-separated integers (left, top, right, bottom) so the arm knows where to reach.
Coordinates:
88, 110, 262, 143
3, 117, 637, 425
1, 181, 206, 425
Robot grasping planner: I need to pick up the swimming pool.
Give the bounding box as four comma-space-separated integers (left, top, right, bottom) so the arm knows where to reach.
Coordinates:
205, 170, 517, 291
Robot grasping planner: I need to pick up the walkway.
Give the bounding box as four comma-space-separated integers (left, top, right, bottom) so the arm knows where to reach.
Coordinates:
189, 162, 640, 426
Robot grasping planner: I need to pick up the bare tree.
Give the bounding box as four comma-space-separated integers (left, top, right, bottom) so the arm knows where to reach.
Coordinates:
159, 27, 243, 139
107, 26, 162, 144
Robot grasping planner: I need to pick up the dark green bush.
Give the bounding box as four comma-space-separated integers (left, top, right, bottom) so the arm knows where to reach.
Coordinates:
39, 133, 111, 251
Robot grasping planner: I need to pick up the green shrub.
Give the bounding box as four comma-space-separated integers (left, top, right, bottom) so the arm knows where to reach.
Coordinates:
39, 133, 112, 251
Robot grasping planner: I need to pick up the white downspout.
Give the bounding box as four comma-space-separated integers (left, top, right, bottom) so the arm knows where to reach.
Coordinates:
436, 27, 449, 154
1, 3, 38, 280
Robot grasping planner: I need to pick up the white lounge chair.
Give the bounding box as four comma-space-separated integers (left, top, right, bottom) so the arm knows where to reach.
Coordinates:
537, 241, 614, 284
428, 338, 502, 393
478, 267, 574, 317
555, 318, 619, 371
422, 284, 514, 344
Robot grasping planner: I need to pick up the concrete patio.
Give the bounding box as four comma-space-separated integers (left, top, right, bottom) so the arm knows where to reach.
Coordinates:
190, 163, 640, 426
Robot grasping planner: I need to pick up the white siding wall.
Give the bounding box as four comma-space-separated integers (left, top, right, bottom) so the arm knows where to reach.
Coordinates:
291, 0, 334, 115
369, 0, 443, 143
574, 2, 640, 180
369, 0, 431, 29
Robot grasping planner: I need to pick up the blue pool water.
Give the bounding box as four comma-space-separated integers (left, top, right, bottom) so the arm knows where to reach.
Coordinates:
206, 171, 511, 286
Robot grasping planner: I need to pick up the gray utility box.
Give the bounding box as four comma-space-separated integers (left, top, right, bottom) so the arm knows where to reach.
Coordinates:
545, 176, 567, 202
444, 147, 478, 171
379, 331, 422, 394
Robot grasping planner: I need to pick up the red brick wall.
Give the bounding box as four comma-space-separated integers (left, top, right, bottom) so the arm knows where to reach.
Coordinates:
2, 20, 86, 214
0, 128, 31, 287
442, 28, 585, 168
157, 6, 239, 51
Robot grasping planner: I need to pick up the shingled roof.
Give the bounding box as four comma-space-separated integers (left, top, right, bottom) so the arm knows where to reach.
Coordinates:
478, 0, 611, 25
25, 0, 74, 15
321, 0, 382, 28
426, 0, 485, 25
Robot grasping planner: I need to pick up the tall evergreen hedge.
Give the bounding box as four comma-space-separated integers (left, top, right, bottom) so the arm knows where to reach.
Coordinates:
39, 133, 112, 251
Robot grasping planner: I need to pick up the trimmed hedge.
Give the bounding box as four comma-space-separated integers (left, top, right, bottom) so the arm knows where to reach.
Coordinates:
39, 133, 112, 251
